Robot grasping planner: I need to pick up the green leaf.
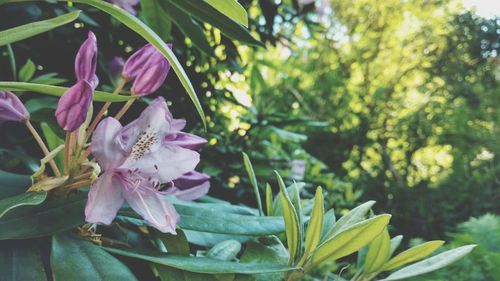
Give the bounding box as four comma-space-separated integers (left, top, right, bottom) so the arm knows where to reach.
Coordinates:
382, 240, 445, 271
389, 235, 403, 257
18, 59, 36, 82
161, 0, 213, 55
319, 209, 336, 243
169, 0, 262, 47
119, 203, 284, 236
184, 230, 251, 247
0, 241, 47, 281
0, 82, 132, 102
51, 233, 138, 281
207, 240, 242, 261
140, 0, 172, 41
205, 0, 248, 27
381, 245, 477, 281
242, 152, 263, 216
308, 214, 391, 268
104, 247, 299, 274
0, 194, 86, 240
0, 170, 31, 198
323, 200, 375, 240
0, 191, 47, 219
301, 186, 324, 262
363, 227, 390, 274
40, 122, 65, 170
0, 11, 80, 46
275, 171, 299, 265
265, 183, 273, 216
30, 72, 67, 85
239, 236, 288, 281
72, 0, 207, 128
157, 229, 190, 255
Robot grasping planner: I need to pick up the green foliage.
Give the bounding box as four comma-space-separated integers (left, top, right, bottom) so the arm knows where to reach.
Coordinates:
0, 10, 80, 47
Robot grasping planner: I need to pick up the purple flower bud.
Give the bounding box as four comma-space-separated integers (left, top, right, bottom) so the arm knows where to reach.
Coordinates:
0, 91, 29, 122
75, 32, 98, 87
131, 52, 171, 96
55, 80, 93, 132
122, 44, 156, 80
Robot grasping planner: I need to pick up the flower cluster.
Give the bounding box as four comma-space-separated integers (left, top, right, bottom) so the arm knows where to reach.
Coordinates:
0, 31, 209, 233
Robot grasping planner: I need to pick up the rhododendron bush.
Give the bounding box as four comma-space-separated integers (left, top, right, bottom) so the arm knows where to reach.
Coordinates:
0, 1, 477, 280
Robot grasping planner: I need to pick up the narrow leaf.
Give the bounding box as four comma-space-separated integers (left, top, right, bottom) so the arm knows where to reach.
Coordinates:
302, 186, 324, 262
169, 0, 262, 46
363, 227, 391, 273
382, 240, 445, 271
205, 0, 248, 27
0, 82, 131, 102
265, 183, 273, 216
274, 171, 300, 265
162, 0, 214, 55
308, 214, 391, 268
381, 245, 477, 281
140, 0, 172, 41
323, 200, 375, 240
104, 247, 299, 274
388, 235, 403, 257
242, 152, 263, 216
0, 11, 80, 46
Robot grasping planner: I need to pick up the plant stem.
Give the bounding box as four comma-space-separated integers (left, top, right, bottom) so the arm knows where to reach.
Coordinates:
64, 179, 93, 190
114, 97, 136, 121
64, 132, 72, 173
85, 78, 127, 142
25, 120, 61, 177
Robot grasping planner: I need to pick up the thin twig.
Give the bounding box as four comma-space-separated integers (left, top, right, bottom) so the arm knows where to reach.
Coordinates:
25, 120, 61, 177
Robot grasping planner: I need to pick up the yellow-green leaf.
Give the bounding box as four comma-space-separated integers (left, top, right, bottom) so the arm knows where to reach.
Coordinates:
275, 171, 299, 265
265, 183, 273, 216
205, 0, 248, 27
381, 245, 476, 281
382, 240, 445, 271
0, 82, 131, 102
243, 152, 263, 216
308, 214, 391, 269
301, 186, 324, 263
363, 227, 391, 274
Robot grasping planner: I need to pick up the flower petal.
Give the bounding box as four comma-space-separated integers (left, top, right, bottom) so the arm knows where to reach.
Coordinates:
120, 145, 200, 183
91, 117, 127, 170
123, 189, 179, 233
164, 132, 207, 150
165, 181, 210, 201
85, 172, 125, 225
119, 97, 173, 152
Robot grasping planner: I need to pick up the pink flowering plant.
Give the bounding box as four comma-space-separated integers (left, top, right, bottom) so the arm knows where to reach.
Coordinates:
0, 2, 474, 281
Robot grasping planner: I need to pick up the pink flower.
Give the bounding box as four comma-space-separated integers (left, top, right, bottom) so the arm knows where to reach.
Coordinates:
85, 97, 205, 233
109, 0, 139, 15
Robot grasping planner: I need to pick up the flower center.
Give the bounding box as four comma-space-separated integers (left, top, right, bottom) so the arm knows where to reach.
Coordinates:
130, 126, 158, 160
